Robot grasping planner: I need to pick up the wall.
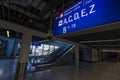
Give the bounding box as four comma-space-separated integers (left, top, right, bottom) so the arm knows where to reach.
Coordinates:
0, 37, 15, 57
82, 48, 99, 62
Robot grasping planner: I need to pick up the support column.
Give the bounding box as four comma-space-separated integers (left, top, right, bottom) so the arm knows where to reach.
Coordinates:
91, 48, 99, 62
14, 32, 32, 80
75, 44, 79, 68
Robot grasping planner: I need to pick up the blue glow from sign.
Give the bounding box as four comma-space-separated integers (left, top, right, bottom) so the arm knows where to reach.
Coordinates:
54, 0, 120, 36
32, 41, 41, 46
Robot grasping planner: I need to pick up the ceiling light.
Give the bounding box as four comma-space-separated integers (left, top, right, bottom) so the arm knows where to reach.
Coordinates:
92, 45, 120, 47
7, 30, 9, 37
80, 39, 120, 43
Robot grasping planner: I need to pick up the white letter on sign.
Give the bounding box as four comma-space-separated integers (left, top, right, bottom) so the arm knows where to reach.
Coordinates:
89, 4, 96, 14
63, 27, 67, 33
81, 9, 86, 17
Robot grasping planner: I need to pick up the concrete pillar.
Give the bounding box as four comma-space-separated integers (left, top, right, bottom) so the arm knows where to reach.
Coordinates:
75, 44, 79, 68
14, 32, 32, 80
91, 48, 99, 62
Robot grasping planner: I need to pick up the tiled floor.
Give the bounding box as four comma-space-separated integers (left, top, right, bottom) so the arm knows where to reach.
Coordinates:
26, 62, 120, 80
0, 59, 17, 80
0, 59, 120, 80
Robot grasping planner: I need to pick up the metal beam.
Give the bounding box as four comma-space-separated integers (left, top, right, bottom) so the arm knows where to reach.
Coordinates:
0, 19, 47, 38
1, 1, 5, 20
21, 0, 34, 24
24, 0, 42, 26
0, 1, 41, 21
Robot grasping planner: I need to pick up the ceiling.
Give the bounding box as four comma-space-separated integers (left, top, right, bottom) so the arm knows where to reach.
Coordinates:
0, 0, 77, 33
64, 28, 120, 50
65, 29, 120, 42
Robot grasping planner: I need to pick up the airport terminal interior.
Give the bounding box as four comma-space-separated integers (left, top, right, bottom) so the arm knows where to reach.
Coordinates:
0, 0, 120, 80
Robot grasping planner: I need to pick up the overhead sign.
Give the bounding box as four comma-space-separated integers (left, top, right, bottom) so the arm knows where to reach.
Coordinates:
54, 0, 120, 36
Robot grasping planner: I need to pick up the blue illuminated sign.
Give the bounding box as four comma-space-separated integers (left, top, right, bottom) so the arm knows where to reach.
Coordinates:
54, 0, 120, 36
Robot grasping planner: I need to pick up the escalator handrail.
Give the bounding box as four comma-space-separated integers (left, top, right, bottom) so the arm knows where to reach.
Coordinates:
29, 43, 74, 66
32, 44, 74, 65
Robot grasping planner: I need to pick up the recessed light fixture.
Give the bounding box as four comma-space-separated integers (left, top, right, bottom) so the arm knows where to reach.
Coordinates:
80, 39, 120, 43
7, 30, 9, 37
0, 41, 1, 44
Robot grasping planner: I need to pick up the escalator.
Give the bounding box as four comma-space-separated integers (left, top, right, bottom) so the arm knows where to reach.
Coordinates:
28, 41, 75, 71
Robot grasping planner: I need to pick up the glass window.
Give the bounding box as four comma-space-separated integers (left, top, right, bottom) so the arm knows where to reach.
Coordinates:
43, 44, 49, 55
29, 42, 60, 57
